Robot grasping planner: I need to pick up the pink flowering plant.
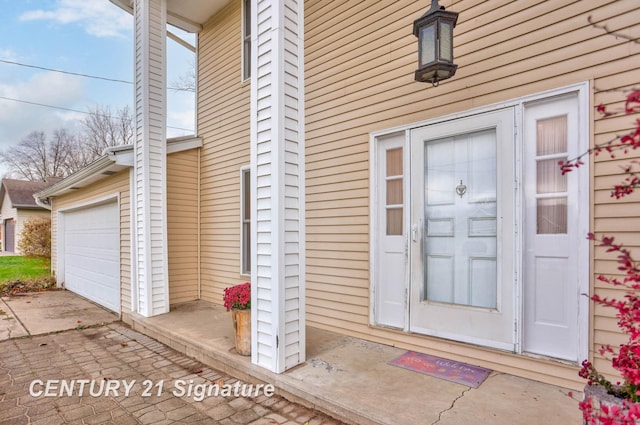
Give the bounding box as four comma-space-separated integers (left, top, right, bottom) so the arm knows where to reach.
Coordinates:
223, 282, 251, 311
562, 81, 640, 423
558, 17, 640, 422
576, 233, 640, 424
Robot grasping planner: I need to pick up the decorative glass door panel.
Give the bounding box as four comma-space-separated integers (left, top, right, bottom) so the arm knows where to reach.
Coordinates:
424, 131, 497, 309
410, 109, 515, 351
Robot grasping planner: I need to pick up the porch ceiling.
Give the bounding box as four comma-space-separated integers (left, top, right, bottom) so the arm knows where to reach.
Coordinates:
109, 0, 230, 33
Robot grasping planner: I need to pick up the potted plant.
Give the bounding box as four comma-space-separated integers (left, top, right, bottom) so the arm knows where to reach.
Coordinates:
576, 234, 640, 424
223, 282, 251, 356
562, 86, 640, 423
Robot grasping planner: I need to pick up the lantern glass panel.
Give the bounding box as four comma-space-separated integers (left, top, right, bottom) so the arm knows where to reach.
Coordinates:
439, 21, 452, 61
419, 22, 436, 66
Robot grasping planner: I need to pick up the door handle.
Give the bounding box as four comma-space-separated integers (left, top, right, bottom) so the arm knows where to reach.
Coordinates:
412, 223, 418, 242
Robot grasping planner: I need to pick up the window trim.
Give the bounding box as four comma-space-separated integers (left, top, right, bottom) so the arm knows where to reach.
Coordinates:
240, 166, 251, 276
241, 0, 251, 82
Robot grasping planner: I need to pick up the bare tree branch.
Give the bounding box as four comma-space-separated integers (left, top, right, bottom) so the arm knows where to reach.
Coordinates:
81, 105, 134, 158
171, 58, 196, 92
588, 15, 640, 44
0, 104, 134, 181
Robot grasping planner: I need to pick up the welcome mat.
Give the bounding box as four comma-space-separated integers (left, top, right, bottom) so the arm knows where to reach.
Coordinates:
388, 351, 491, 388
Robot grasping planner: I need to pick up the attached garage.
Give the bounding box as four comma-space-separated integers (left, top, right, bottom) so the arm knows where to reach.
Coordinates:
60, 200, 120, 313
35, 139, 201, 318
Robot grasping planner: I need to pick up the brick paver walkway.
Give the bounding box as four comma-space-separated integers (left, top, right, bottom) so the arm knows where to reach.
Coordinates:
0, 323, 343, 425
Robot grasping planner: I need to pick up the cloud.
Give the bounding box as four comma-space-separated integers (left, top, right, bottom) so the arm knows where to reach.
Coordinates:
19, 0, 131, 38
0, 71, 86, 148
0, 49, 19, 61
166, 88, 196, 138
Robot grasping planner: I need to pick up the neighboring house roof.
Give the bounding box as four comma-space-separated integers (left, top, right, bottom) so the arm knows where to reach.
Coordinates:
0, 178, 63, 210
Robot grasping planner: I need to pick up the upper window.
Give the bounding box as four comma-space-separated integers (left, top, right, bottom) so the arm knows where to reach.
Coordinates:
242, 0, 251, 81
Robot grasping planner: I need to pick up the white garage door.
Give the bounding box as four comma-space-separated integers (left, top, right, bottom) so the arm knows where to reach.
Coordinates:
63, 201, 120, 313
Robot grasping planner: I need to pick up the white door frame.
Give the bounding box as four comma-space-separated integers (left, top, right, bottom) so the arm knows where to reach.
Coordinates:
370, 82, 590, 361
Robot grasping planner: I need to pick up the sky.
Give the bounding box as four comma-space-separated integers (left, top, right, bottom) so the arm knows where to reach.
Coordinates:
0, 0, 196, 178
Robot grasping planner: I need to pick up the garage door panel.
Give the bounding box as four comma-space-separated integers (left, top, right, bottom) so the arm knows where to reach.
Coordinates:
63, 201, 120, 313
65, 255, 118, 283
65, 241, 119, 260
66, 227, 119, 237
66, 272, 118, 307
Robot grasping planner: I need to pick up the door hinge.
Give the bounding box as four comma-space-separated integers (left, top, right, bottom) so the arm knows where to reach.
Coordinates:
276, 335, 279, 348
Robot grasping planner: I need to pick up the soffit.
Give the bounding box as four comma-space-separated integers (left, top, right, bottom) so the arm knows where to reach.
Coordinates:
110, 0, 230, 32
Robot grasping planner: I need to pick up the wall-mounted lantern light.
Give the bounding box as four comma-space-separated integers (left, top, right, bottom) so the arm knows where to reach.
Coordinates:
413, 0, 459, 86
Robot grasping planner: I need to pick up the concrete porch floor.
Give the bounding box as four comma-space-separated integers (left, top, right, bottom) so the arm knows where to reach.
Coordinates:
127, 300, 583, 425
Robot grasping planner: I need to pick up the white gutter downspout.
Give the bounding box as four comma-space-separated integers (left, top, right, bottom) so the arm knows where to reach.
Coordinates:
34, 196, 52, 211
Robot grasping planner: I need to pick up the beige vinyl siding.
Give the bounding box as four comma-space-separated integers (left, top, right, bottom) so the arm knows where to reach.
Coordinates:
198, 0, 251, 304
303, 0, 640, 389
167, 149, 200, 304
51, 171, 131, 314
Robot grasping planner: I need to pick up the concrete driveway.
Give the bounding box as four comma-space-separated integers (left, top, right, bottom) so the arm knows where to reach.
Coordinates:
0, 290, 119, 341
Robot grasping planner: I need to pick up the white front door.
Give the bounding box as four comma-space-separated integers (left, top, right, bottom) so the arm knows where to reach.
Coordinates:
410, 109, 515, 350
522, 94, 586, 361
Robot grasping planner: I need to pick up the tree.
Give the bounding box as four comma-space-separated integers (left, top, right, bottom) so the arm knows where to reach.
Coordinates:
0, 104, 134, 181
80, 105, 134, 158
0, 130, 73, 181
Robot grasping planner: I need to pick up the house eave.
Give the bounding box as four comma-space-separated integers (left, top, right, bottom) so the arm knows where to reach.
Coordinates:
12, 205, 49, 210
166, 135, 203, 154
34, 136, 202, 200
34, 156, 126, 200
109, 0, 230, 33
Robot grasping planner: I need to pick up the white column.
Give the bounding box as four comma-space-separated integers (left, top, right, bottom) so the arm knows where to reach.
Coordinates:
250, 0, 305, 373
133, 0, 169, 317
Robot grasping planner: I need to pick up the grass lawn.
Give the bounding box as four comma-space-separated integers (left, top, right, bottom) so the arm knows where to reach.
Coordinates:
0, 256, 51, 283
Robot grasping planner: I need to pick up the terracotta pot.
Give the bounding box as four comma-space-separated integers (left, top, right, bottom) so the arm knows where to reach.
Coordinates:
231, 309, 251, 356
